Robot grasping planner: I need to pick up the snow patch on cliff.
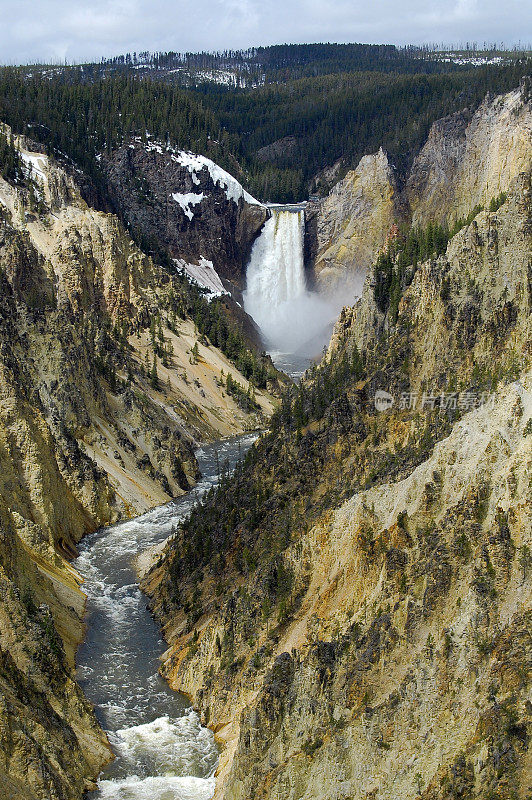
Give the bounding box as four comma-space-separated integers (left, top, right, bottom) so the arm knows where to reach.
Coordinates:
174, 257, 228, 300
171, 192, 205, 221
129, 137, 263, 206
173, 151, 262, 206
20, 152, 48, 183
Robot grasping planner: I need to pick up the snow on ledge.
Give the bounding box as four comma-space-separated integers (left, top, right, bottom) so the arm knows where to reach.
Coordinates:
174, 257, 228, 300
171, 191, 204, 221
173, 151, 263, 206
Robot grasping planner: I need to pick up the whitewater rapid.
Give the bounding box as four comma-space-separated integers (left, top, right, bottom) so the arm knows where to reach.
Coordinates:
76, 434, 257, 800
243, 205, 338, 363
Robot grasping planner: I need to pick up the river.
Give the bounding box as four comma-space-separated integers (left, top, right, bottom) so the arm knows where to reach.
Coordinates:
76, 433, 258, 800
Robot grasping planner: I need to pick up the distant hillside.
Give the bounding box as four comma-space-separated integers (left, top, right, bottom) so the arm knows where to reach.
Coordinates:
0, 45, 530, 203
97, 42, 466, 86
97, 42, 531, 87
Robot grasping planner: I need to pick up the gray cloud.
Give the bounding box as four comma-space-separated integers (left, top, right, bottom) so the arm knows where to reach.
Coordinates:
0, 0, 529, 64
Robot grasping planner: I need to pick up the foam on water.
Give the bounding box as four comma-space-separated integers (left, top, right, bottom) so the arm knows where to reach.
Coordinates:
76, 435, 257, 799
97, 774, 215, 800
109, 712, 217, 778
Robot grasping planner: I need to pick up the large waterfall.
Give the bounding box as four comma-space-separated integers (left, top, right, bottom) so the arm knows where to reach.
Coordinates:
244, 206, 336, 360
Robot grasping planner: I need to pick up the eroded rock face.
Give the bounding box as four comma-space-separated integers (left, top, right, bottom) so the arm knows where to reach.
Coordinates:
407, 83, 532, 225
0, 522, 112, 800
309, 81, 532, 296
102, 142, 268, 287
226, 388, 532, 800
311, 147, 401, 295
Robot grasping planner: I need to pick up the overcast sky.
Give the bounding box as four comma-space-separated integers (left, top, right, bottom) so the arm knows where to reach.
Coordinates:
0, 0, 529, 65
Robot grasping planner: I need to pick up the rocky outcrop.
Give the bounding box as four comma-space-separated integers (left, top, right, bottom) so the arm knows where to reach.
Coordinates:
311, 147, 402, 294
309, 158, 344, 196
102, 141, 268, 288
335, 170, 532, 375
146, 171, 532, 800
407, 82, 532, 226
0, 513, 112, 799
309, 81, 532, 295
255, 136, 299, 165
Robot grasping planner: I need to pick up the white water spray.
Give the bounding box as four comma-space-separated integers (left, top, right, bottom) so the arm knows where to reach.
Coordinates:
243, 206, 338, 357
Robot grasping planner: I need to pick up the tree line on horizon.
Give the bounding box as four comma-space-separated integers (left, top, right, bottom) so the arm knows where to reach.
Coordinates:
0, 47, 529, 203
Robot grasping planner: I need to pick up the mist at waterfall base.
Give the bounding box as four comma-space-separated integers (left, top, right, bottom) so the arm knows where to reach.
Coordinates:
243, 206, 356, 372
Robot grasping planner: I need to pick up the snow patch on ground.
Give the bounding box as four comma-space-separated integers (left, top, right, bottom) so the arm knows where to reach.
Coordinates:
194, 69, 238, 86
174, 257, 228, 300
171, 192, 205, 221
144, 141, 165, 156
438, 54, 505, 66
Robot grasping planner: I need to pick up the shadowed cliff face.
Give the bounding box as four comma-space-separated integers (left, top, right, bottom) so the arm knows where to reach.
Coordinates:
0, 129, 278, 799
310, 80, 532, 296
145, 171, 532, 800
102, 141, 268, 289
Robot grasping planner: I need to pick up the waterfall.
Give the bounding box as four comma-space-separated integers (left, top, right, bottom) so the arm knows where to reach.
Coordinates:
243, 206, 336, 357
243, 206, 306, 330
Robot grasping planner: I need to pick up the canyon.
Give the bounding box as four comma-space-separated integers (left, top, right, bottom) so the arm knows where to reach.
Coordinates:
0, 74, 530, 800
145, 84, 532, 800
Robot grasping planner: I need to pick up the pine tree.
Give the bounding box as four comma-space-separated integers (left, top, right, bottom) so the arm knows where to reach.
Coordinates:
190, 341, 200, 364
150, 354, 159, 389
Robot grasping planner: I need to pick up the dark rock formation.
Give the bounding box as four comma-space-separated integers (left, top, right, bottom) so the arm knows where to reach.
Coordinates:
102, 142, 268, 288
255, 136, 299, 165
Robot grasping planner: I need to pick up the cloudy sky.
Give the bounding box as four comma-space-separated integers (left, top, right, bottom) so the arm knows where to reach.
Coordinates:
0, 0, 529, 64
